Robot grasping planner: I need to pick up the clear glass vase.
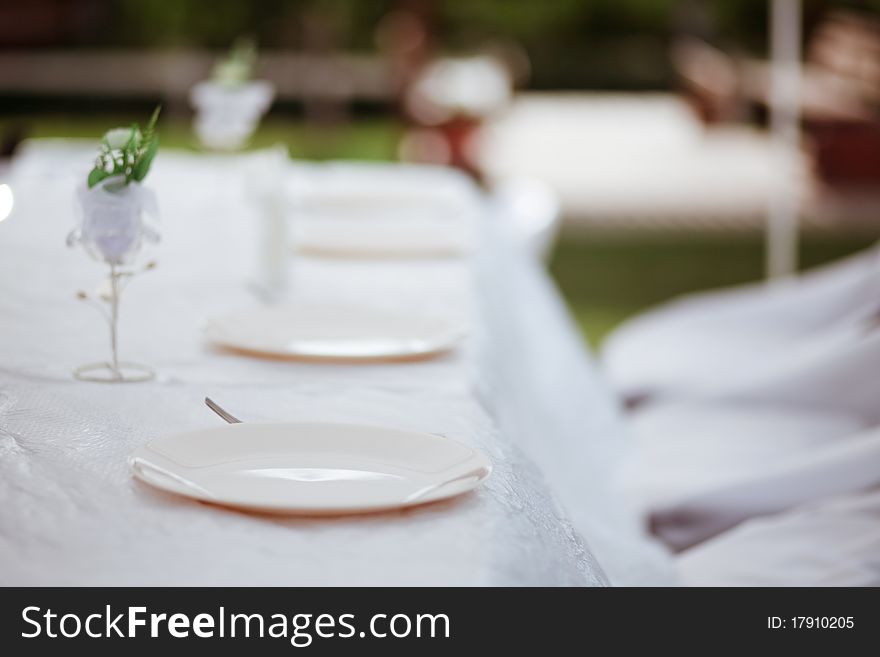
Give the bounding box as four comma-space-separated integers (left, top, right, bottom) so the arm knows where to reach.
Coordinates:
68, 176, 159, 383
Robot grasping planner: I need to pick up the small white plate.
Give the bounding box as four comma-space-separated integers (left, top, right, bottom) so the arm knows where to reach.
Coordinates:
205, 303, 466, 361
130, 422, 491, 514
295, 161, 480, 215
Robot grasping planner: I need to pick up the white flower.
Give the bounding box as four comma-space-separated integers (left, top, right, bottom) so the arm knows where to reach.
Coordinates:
104, 127, 140, 150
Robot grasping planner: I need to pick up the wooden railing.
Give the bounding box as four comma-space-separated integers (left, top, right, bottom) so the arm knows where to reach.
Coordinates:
0, 50, 394, 102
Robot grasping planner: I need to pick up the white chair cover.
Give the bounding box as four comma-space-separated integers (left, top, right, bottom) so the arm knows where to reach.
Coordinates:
640, 421, 880, 551
601, 245, 880, 404
678, 487, 880, 586
619, 401, 867, 515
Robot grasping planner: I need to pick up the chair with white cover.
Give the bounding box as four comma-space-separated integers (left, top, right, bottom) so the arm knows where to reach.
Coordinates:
677, 486, 880, 586
619, 401, 867, 514
600, 244, 880, 406
682, 320, 880, 426
621, 411, 880, 552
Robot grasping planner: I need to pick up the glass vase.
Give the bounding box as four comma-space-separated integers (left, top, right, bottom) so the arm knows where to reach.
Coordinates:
68, 175, 159, 383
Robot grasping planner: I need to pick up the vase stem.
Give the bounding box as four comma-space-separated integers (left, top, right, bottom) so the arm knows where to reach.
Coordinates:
109, 263, 121, 381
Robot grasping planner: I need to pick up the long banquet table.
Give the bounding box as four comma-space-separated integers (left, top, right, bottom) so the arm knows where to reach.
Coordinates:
0, 144, 672, 586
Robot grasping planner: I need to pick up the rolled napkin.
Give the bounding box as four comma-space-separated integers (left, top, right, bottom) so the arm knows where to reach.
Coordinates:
650, 423, 880, 551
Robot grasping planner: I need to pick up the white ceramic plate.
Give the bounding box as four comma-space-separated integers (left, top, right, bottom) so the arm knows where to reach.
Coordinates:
130, 422, 491, 514
205, 303, 466, 361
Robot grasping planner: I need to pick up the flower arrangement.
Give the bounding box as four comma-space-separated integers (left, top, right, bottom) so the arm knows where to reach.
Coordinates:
88, 106, 161, 189
190, 38, 274, 151
211, 36, 258, 86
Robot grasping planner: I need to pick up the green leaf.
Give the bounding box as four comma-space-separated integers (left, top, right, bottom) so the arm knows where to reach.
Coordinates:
90, 106, 161, 187
143, 106, 161, 143
124, 123, 140, 150
131, 136, 159, 182
87, 167, 111, 188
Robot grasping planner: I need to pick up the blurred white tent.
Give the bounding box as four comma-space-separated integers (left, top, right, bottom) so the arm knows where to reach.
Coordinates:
480, 93, 808, 230
480, 1, 808, 259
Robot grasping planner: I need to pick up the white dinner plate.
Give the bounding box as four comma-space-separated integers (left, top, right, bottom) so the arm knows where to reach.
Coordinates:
205, 303, 466, 361
130, 422, 492, 514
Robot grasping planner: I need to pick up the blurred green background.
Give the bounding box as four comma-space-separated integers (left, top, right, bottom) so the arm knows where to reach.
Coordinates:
3, 0, 880, 347
7, 0, 879, 88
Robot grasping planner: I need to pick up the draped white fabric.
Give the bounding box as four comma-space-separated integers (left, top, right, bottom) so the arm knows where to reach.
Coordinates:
678, 487, 880, 586
0, 143, 671, 585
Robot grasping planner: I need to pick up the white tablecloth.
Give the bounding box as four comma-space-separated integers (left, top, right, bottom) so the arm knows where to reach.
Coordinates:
0, 144, 671, 585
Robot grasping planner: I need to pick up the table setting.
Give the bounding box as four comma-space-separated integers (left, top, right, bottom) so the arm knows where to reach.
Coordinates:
0, 118, 672, 586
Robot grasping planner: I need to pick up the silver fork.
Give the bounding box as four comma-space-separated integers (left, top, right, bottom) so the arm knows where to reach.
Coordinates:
204, 397, 242, 424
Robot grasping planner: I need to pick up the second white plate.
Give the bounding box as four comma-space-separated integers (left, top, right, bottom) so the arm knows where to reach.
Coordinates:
205, 303, 466, 361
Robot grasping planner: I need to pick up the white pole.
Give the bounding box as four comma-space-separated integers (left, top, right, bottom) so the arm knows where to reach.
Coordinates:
767, 0, 802, 279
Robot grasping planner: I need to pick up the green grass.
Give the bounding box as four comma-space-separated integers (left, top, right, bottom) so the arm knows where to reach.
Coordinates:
549, 231, 880, 347
2, 114, 403, 161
